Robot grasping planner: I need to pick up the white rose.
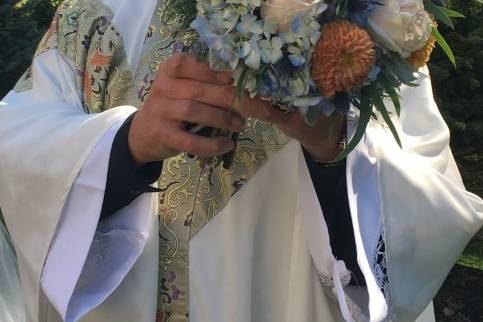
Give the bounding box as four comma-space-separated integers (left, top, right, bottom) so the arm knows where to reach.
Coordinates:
261, 0, 325, 32
368, 0, 433, 58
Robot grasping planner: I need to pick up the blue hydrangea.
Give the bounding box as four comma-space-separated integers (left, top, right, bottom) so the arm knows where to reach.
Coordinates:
348, 0, 382, 27
192, 0, 331, 118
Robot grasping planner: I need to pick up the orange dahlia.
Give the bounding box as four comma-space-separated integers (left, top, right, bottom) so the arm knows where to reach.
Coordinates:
407, 22, 437, 69
311, 20, 376, 98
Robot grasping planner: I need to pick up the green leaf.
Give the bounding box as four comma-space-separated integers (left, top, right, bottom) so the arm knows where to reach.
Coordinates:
405, 82, 420, 87
424, 1, 454, 29
432, 26, 456, 68
335, 93, 372, 161
373, 95, 402, 147
440, 7, 465, 18
379, 74, 401, 117
383, 54, 418, 85
234, 64, 249, 109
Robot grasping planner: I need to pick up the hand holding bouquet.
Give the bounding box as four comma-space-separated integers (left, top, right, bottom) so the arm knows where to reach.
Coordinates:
188, 0, 462, 161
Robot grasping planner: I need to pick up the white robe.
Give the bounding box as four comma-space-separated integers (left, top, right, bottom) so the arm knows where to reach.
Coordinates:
0, 1, 482, 321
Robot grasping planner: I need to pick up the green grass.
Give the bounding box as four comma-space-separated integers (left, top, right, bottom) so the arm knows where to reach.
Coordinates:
457, 236, 483, 270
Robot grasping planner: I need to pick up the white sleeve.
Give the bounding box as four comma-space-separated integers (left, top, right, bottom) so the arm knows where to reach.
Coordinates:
346, 67, 483, 321
40, 120, 156, 322
0, 49, 136, 321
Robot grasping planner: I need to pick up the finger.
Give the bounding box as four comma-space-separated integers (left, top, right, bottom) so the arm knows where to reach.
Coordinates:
161, 125, 235, 157
167, 99, 246, 132
238, 95, 295, 128
156, 75, 237, 109
162, 53, 233, 85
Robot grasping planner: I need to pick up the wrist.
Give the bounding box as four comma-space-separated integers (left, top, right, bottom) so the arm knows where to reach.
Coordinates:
304, 117, 346, 162
128, 112, 177, 166
303, 142, 342, 162
127, 113, 150, 166
128, 132, 150, 166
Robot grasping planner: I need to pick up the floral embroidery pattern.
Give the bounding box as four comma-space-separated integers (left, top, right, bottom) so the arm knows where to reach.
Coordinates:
130, 3, 291, 320
13, 0, 132, 114
127, 0, 292, 320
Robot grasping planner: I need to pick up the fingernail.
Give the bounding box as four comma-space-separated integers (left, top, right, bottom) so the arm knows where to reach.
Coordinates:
224, 141, 235, 152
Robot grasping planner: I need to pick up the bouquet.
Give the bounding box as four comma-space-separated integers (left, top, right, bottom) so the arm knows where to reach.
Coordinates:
188, 0, 463, 161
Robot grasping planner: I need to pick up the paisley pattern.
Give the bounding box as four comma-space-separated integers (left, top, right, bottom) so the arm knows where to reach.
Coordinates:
13, 67, 33, 92
130, 3, 292, 321
13, 0, 132, 113
16, 1, 291, 321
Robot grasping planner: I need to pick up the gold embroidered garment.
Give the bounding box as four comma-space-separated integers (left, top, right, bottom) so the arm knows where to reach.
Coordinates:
129, 2, 291, 318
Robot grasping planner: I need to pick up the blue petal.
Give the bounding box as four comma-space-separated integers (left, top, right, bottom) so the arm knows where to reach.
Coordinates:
271, 49, 283, 64
316, 2, 328, 15
206, 35, 225, 51
289, 54, 306, 67
310, 31, 321, 46
259, 39, 272, 64
292, 96, 322, 108
190, 16, 211, 42
262, 69, 281, 93
272, 56, 295, 85
290, 15, 304, 35
245, 37, 260, 69
239, 42, 251, 58
241, 14, 258, 23
280, 32, 296, 43
271, 36, 283, 50
365, 65, 381, 83
315, 97, 336, 116
236, 17, 263, 35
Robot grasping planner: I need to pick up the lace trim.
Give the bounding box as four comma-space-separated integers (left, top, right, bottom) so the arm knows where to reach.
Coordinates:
319, 270, 352, 289
319, 266, 368, 321
373, 227, 396, 321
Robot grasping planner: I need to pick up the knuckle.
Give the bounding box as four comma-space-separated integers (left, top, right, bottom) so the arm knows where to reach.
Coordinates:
160, 128, 177, 149
167, 54, 185, 76
263, 107, 273, 121
206, 143, 219, 155
213, 140, 226, 154
197, 140, 218, 156
189, 84, 204, 99
226, 115, 239, 129
178, 100, 196, 119
183, 136, 196, 150
154, 74, 169, 95
148, 124, 162, 143
221, 85, 234, 105
164, 132, 178, 149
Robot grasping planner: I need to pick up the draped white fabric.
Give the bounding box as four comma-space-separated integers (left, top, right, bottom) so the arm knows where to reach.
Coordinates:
0, 220, 26, 322
359, 71, 483, 320
0, 49, 136, 321
40, 120, 158, 322
40, 120, 122, 321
